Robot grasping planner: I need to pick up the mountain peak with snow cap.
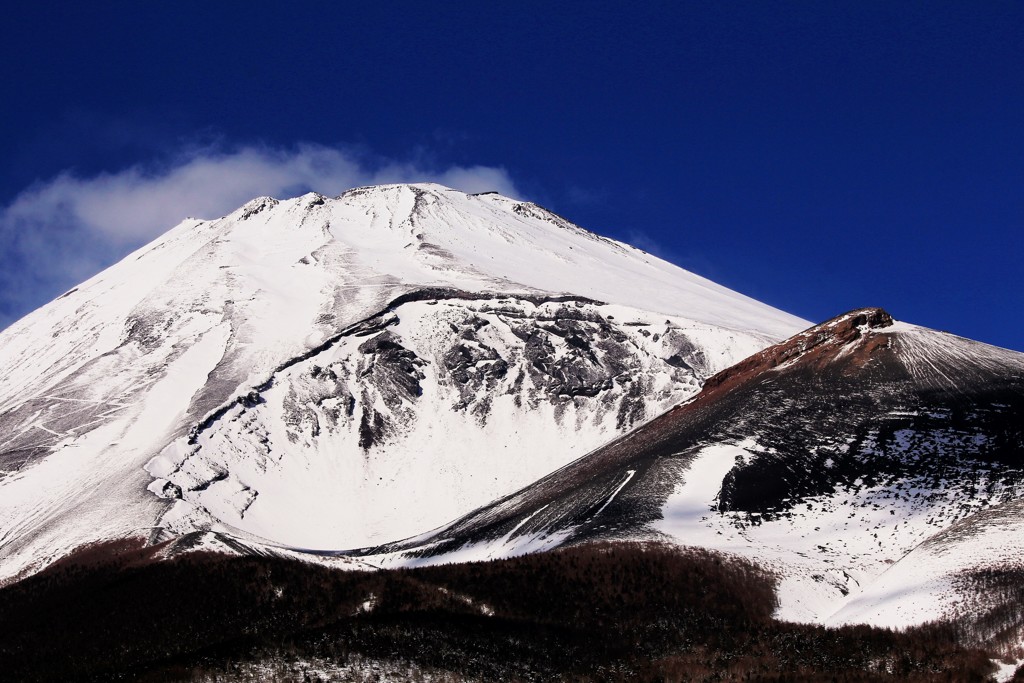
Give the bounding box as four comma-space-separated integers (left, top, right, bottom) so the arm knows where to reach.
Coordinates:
3, 182, 1024, 679
0, 183, 806, 582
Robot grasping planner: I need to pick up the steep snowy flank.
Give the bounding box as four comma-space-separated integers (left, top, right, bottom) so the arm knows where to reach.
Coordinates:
146, 292, 766, 549
363, 309, 1024, 633
0, 183, 803, 582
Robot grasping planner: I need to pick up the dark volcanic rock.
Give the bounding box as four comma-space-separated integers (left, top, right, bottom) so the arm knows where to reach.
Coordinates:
357, 332, 425, 405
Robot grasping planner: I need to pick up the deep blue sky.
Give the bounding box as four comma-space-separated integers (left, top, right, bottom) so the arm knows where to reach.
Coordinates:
1, 2, 1022, 350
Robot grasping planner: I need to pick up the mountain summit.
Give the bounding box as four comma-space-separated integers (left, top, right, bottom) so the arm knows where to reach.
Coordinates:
0, 183, 806, 582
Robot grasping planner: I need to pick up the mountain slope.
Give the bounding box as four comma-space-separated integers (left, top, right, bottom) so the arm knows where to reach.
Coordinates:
0, 183, 805, 582
147, 290, 764, 548
364, 308, 1024, 632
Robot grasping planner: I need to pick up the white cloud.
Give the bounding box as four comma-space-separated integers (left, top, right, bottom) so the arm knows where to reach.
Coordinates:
3, 144, 520, 244
0, 144, 521, 328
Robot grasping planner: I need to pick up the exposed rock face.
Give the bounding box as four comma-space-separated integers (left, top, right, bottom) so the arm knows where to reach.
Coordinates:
146, 290, 764, 549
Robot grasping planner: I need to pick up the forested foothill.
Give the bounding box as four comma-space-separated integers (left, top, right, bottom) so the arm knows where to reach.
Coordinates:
0, 539, 1007, 681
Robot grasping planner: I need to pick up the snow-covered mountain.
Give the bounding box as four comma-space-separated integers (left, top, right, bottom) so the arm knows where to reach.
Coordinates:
0, 183, 806, 582
362, 308, 1024, 637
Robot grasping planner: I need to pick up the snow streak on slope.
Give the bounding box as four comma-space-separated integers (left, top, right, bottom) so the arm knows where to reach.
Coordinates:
0, 183, 803, 582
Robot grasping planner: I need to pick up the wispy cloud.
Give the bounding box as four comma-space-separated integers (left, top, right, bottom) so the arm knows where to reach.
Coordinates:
0, 144, 521, 328
623, 229, 719, 282
624, 230, 674, 261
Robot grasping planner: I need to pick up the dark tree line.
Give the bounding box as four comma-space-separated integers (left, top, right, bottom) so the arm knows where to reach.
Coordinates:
0, 539, 1002, 681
